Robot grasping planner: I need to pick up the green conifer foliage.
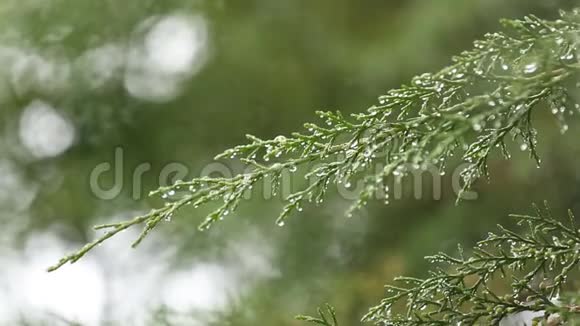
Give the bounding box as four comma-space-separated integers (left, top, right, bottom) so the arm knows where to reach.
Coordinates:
50, 8, 580, 324
361, 203, 579, 325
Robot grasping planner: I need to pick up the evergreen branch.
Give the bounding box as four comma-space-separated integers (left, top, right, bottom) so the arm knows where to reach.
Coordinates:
362, 202, 580, 325
50, 10, 580, 271
296, 304, 339, 326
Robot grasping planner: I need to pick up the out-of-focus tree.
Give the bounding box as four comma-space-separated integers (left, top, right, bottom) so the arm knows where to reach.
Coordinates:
0, 1, 580, 325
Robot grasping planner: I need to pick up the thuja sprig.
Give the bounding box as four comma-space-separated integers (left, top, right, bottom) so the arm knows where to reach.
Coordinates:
50, 10, 580, 271
362, 202, 580, 325
296, 304, 339, 326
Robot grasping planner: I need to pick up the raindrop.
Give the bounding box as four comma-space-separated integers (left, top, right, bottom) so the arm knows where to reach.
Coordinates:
523, 63, 538, 74
561, 53, 574, 61
274, 135, 287, 143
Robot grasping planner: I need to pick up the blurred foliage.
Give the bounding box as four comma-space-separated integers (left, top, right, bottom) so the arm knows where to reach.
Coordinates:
1, 0, 580, 325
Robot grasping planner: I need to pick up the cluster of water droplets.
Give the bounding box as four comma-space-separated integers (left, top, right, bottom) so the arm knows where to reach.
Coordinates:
148, 9, 580, 237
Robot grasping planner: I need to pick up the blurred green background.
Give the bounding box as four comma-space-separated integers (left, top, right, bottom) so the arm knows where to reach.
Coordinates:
0, 0, 580, 325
